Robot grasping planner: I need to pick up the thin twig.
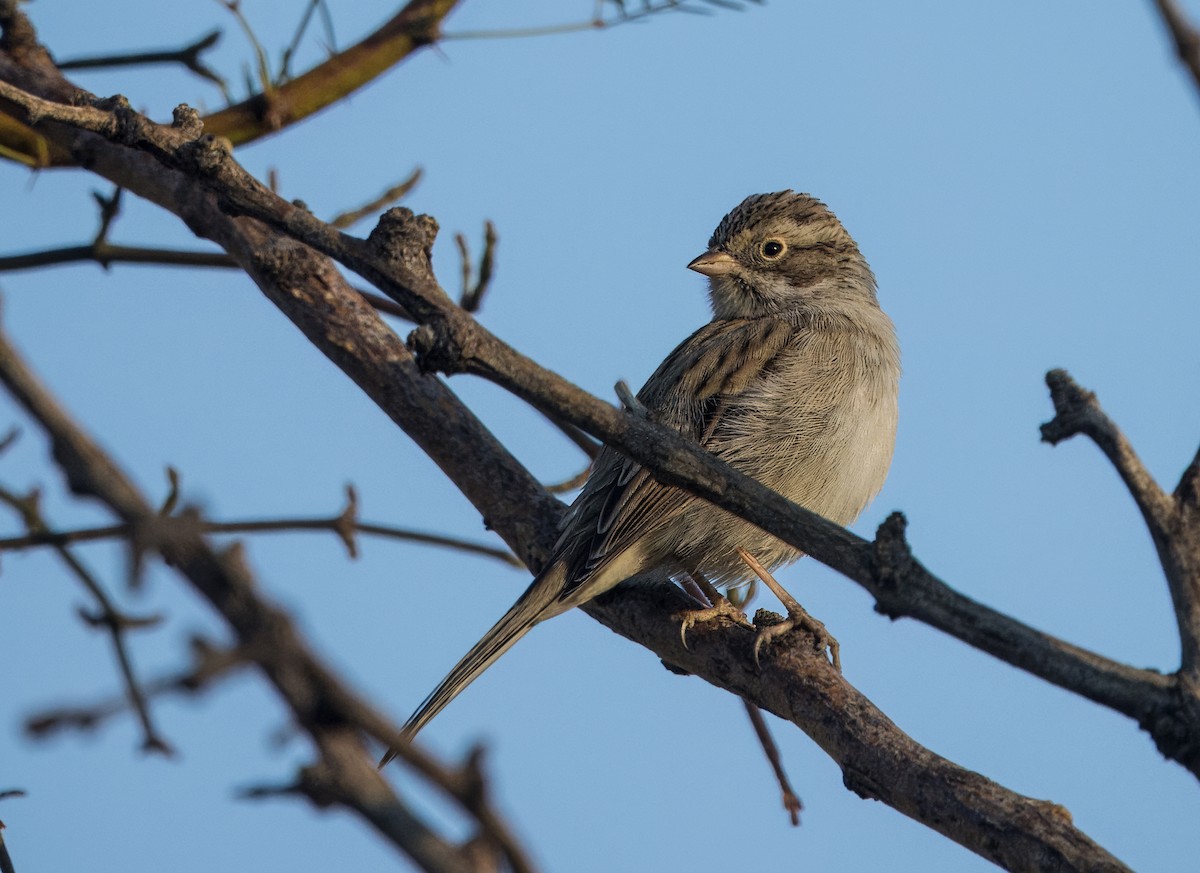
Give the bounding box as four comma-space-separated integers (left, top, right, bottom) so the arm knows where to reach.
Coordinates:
355, 288, 414, 321
1041, 368, 1200, 680
0, 185, 230, 272
0, 242, 235, 272
220, 0, 275, 95
443, 0, 759, 40
27, 637, 246, 740
92, 187, 122, 241
0, 244, 413, 322
0, 499, 520, 566
0, 179, 421, 326
614, 379, 645, 417
158, 467, 181, 516
474, 221, 497, 310
57, 29, 228, 97
1040, 370, 1173, 535
742, 698, 802, 826
539, 408, 603, 460
329, 169, 423, 229
0, 486, 171, 755
454, 232, 470, 306
1153, 0, 1200, 102
458, 220, 496, 312
280, 0, 330, 82
544, 464, 592, 494
444, 19, 606, 40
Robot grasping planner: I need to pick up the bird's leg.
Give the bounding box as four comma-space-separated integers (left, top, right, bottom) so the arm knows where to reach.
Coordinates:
736, 547, 840, 672
675, 569, 753, 649
677, 574, 712, 608
690, 570, 724, 606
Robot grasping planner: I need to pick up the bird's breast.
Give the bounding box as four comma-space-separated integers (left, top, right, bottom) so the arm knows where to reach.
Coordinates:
710, 329, 899, 527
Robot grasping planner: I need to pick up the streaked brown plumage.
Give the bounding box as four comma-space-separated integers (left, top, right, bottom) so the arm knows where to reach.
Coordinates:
381, 191, 899, 764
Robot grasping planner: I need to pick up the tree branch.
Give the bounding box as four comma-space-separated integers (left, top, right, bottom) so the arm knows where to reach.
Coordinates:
1041, 369, 1200, 688
0, 323, 535, 873
57, 29, 228, 97
26, 636, 247, 740
329, 169, 423, 229
0, 489, 521, 567
742, 698, 802, 826
0, 0, 462, 166
443, 0, 762, 41
0, 240, 234, 271
0, 52, 1169, 868
0, 484, 171, 755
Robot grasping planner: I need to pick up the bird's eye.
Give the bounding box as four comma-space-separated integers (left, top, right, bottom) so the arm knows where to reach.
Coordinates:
761, 239, 786, 259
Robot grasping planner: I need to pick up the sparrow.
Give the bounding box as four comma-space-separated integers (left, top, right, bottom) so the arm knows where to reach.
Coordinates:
381, 190, 899, 765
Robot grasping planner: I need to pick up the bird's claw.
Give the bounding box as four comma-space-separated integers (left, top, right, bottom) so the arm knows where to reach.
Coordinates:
753, 604, 841, 672
675, 596, 753, 650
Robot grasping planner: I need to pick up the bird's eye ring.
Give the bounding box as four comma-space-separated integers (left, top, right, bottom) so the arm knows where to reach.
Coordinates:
761, 239, 786, 259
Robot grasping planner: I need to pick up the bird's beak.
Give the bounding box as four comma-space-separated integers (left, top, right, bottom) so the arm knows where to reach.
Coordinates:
687, 250, 737, 277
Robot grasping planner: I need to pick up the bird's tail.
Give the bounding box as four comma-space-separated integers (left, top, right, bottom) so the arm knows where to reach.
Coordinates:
378, 560, 570, 767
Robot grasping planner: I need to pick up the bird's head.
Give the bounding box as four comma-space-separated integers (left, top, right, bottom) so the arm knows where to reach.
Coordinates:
689, 190, 876, 320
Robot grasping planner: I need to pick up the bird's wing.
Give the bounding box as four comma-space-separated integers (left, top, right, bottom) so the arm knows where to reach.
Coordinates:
555, 316, 794, 596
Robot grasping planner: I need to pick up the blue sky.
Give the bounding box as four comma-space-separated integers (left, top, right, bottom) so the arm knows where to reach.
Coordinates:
2, 1, 1200, 871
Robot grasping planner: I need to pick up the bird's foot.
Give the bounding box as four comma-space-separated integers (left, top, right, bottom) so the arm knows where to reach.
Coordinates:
675, 596, 753, 650
753, 604, 840, 672
733, 546, 840, 672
